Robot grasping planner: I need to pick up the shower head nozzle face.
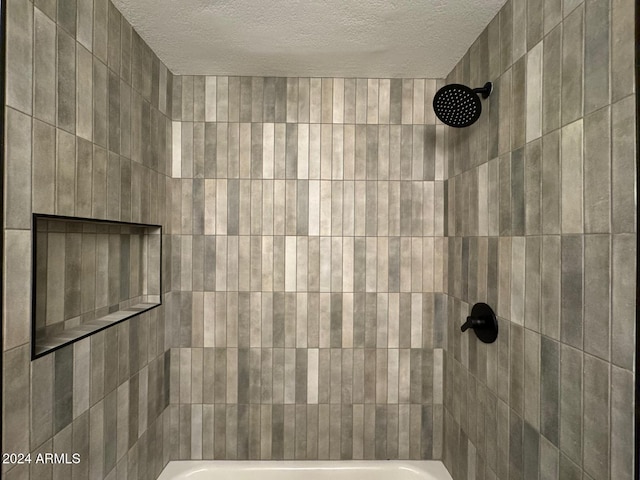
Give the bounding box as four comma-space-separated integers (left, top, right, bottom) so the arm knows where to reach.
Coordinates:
433, 83, 484, 128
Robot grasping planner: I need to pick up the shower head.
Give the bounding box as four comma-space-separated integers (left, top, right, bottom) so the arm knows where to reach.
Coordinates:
432, 82, 492, 128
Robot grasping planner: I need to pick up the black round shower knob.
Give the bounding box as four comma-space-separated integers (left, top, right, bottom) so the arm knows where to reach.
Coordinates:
460, 302, 498, 343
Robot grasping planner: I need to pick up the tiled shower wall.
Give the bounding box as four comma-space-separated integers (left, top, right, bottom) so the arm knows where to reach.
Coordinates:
3, 0, 638, 478
443, 0, 636, 479
166, 77, 449, 460
2, 0, 175, 478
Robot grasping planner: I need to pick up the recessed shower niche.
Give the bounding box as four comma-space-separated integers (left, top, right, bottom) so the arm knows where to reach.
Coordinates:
32, 214, 162, 358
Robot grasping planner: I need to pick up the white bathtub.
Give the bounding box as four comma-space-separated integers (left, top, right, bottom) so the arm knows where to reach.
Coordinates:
157, 461, 453, 480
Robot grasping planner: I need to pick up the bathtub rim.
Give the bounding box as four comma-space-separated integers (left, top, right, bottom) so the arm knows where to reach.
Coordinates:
156, 459, 453, 480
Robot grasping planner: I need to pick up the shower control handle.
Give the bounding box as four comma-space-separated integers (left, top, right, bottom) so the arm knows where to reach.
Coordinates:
461, 316, 484, 332
460, 303, 498, 343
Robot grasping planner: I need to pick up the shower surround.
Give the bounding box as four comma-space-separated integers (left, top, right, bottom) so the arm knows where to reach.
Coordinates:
166, 75, 447, 460
442, 0, 636, 479
1, 0, 636, 479
2, 0, 175, 478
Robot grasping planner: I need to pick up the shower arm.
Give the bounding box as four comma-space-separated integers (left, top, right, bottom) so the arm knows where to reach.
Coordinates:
472, 82, 493, 99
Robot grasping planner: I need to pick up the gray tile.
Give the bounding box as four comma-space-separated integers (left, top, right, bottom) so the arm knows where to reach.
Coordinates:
214, 404, 227, 458
92, 146, 107, 218
611, 234, 635, 370
6, 0, 33, 114
263, 77, 276, 122
5, 108, 32, 229
524, 236, 541, 332
512, 0, 527, 61
77, 0, 93, 51
560, 344, 582, 465
496, 399, 509, 478
584, 0, 610, 114
539, 436, 559, 480
527, 0, 544, 48
544, 0, 562, 33
402, 78, 414, 124
33, 8, 56, 124
561, 5, 584, 125
583, 107, 611, 233
30, 438, 53, 479
171, 74, 183, 121
320, 78, 333, 124
181, 75, 194, 121
295, 349, 308, 403
108, 70, 121, 154
559, 454, 581, 480
540, 336, 560, 446
611, 366, 634, 480
275, 77, 287, 123
523, 330, 540, 432
498, 154, 511, 236
3, 346, 30, 459
190, 76, 203, 122
57, 129, 77, 216
103, 325, 119, 395
611, 96, 636, 233
57, 27, 76, 133
286, 124, 298, 179
486, 160, 499, 237
92, 0, 109, 64
355, 78, 368, 125
367, 126, 379, 180
88, 334, 105, 408
54, 346, 74, 434
560, 120, 583, 234
227, 180, 239, 235
58, 0, 76, 37
487, 15, 501, 80
389, 79, 402, 125
582, 354, 610, 479
52, 425, 73, 479
76, 45, 93, 142
64, 233, 82, 319
368, 79, 380, 125
500, 0, 513, 71
511, 57, 526, 149
509, 411, 524, 479
583, 235, 610, 360
34, 0, 56, 20
45, 232, 65, 328
611, 0, 635, 102
510, 324, 525, 416
204, 123, 217, 178
541, 131, 560, 234
524, 139, 542, 235
106, 152, 121, 220
194, 123, 205, 179
31, 354, 54, 449
107, 3, 121, 74
93, 59, 108, 148
542, 25, 562, 134
511, 148, 525, 235
498, 68, 512, 157
560, 235, 583, 349
179, 404, 191, 460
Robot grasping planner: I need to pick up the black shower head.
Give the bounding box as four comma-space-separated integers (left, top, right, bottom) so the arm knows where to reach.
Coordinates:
432, 82, 492, 128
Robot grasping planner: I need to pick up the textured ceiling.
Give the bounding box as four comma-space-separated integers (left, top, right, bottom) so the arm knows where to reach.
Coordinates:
111, 0, 507, 78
